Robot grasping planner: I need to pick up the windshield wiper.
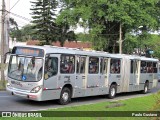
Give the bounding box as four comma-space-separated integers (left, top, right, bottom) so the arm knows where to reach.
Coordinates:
10, 69, 19, 74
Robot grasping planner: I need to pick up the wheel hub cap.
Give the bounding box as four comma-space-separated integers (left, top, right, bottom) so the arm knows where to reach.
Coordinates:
111, 88, 115, 96
62, 92, 69, 102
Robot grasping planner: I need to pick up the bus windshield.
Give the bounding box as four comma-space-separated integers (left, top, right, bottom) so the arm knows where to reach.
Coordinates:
8, 55, 43, 82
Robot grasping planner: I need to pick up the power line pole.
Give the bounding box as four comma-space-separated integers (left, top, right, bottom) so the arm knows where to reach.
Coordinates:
119, 23, 122, 54
1, 0, 5, 88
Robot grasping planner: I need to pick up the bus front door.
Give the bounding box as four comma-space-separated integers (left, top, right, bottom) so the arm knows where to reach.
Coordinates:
42, 54, 60, 100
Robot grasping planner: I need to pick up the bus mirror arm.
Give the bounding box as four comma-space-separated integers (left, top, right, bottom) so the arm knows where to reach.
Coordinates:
4, 52, 11, 63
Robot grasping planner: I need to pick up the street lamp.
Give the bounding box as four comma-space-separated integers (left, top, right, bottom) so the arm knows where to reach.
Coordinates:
138, 26, 143, 56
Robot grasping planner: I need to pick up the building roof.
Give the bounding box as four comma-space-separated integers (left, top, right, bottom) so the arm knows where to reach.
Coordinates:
27, 40, 92, 49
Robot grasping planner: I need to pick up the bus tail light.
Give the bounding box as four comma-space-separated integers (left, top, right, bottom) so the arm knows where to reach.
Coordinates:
30, 86, 42, 93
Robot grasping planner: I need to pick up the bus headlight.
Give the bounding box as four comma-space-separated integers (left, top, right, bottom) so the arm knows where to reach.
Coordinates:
6, 82, 11, 88
30, 86, 42, 93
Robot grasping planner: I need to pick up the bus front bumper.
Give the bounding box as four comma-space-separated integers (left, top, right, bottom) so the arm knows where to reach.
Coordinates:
6, 85, 42, 101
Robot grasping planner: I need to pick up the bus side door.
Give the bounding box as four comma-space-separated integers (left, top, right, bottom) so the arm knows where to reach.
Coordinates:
43, 54, 59, 89
86, 56, 99, 96
99, 58, 109, 94
109, 58, 121, 92
132, 60, 140, 91
146, 62, 154, 87
74, 56, 87, 97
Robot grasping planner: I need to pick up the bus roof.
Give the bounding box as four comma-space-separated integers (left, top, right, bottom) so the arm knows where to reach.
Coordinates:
13, 45, 159, 61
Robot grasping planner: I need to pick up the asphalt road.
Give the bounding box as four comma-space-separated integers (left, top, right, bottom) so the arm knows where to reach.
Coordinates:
0, 82, 160, 111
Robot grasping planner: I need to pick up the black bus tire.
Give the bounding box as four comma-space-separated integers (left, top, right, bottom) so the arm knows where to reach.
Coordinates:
142, 82, 149, 94
108, 84, 117, 99
58, 87, 71, 105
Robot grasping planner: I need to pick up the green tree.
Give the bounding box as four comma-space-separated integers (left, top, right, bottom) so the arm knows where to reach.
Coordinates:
30, 0, 58, 45
57, 0, 160, 53
20, 24, 39, 42
9, 18, 22, 41
56, 21, 76, 46
145, 34, 160, 58
120, 33, 138, 54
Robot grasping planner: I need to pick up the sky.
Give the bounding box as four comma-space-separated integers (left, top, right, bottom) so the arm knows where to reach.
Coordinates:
9, 0, 84, 33
9, 0, 33, 27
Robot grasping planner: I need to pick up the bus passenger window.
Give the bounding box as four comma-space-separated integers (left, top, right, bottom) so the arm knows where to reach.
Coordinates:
110, 59, 121, 74
44, 57, 58, 80
89, 57, 99, 74
80, 57, 86, 74
147, 62, 153, 73
76, 58, 80, 73
103, 59, 108, 74
76, 56, 86, 74
141, 61, 147, 73
130, 60, 138, 74
100, 58, 103, 74
60, 55, 75, 74
153, 62, 157, 73
130, 60, 133, 73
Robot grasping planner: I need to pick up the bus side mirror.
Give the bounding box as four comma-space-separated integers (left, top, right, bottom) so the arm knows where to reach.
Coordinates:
4, 52, 11, 63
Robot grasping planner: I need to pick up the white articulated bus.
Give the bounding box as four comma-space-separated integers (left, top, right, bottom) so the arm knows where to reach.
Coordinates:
6, 45, 159, 105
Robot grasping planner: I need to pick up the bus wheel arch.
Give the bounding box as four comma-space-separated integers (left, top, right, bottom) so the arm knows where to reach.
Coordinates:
58, 84, 73, 105
142, 80, 149, 94
108, 82, 117, 99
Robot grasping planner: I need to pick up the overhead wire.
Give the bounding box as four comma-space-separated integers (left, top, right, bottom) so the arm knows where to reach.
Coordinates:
4, 0, 21, 18
9, 0, 21, 11
8, 11, 31, 22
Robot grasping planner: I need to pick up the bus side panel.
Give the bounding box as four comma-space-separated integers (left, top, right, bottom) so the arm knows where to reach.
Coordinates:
147, 73, 154, 89
152, 73, 158, 89
109, 74, 121, 93
129, 74, 139, 92
85, 88, 99, 96
58, 74, 76, 90
73, 88, 85, 98
129, 74, 134, 92
85, 74, 99, 96
98, 87, 108, 95
139, 74, 146, 90
41, 89, 61, 101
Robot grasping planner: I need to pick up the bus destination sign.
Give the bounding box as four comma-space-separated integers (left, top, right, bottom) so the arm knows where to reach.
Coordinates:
12, 47, 44, 57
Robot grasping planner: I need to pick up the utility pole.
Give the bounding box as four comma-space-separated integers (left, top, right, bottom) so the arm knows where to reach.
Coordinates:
1, 0, 5, 88
119, 23, 122, 54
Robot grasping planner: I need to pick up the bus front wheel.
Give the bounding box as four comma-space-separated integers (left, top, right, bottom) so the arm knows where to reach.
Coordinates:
58, 87, 71, 105
108, 84, 117, 99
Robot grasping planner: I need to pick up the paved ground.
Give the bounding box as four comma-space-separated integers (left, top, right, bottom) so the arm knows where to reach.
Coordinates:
0, 82, 160, 111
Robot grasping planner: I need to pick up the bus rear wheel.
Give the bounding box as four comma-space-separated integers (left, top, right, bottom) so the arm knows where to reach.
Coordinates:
142, 82, 149, 94
108, 84, 117, 99
58, 87, 71, 105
